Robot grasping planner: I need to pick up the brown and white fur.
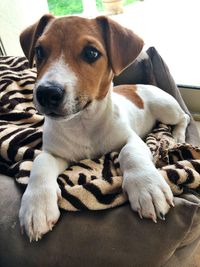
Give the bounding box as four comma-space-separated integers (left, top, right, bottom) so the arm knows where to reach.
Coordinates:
19, 14, 190, 241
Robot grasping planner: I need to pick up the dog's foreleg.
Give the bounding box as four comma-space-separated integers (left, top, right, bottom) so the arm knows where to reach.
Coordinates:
119, 132, 174, 222
19, 152, 68, 241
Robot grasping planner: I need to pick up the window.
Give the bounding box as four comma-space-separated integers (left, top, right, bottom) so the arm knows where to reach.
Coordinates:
110, 0, 200, 88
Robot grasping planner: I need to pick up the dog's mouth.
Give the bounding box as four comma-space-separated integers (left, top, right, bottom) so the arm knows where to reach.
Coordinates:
43, 100, 92, 120
82, 100, 92, 110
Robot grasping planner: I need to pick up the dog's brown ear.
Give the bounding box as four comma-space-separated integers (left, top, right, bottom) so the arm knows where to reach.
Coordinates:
96, 16, 144, 75
20, 14, 55, 67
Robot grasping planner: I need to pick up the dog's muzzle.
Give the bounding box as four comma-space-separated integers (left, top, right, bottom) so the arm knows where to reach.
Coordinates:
36, 83, 65, 109
35, 81, 92, 119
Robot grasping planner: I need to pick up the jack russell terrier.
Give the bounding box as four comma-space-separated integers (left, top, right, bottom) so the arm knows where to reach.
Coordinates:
19, 14, 190, 241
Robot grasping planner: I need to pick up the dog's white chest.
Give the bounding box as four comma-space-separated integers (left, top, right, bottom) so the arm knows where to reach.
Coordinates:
42, 116, 125, 162
42, 108, 131, 162
43, 120, 92, 161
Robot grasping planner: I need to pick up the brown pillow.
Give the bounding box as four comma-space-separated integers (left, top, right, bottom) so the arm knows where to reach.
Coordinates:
0, 173, 200, 267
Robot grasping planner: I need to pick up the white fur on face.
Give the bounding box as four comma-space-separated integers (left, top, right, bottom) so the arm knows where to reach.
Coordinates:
35, 55, 78, 114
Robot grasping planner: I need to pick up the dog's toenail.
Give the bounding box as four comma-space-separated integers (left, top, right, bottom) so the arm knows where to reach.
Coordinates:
160, 212, 165, 220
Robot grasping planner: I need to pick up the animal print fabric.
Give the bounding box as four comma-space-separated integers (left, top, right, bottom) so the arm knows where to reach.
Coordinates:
0, 56, 200, 211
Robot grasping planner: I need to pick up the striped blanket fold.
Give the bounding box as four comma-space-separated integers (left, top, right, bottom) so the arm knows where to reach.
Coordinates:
0, 56, 200, 211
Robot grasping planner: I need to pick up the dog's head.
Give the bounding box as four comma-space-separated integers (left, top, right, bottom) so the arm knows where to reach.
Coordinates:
20, 14, 144, 119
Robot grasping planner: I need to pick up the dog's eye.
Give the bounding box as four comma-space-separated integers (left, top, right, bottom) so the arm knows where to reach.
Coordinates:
82, 46, 101, 64
35, 45, 44, 63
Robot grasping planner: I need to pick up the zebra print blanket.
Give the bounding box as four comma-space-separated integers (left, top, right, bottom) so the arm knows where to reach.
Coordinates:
0, 56, 200, 211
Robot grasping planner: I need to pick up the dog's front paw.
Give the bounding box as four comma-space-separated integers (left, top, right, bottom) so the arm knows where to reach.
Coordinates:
123, 170, 174, 222
19, 183, 61, 241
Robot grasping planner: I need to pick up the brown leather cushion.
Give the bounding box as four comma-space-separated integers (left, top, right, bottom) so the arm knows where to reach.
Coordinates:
0, 174, 200, 267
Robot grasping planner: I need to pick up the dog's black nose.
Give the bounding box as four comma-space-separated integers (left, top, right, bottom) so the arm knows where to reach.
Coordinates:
36, 84, 64, 108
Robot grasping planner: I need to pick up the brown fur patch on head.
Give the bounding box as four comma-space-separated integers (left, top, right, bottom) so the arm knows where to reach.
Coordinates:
20, 15, 144, 115
33, 16, 113, 101
113, 85, 144, 109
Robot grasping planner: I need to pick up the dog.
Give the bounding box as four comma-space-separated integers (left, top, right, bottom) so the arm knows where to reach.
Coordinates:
19, 14, 190, 241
